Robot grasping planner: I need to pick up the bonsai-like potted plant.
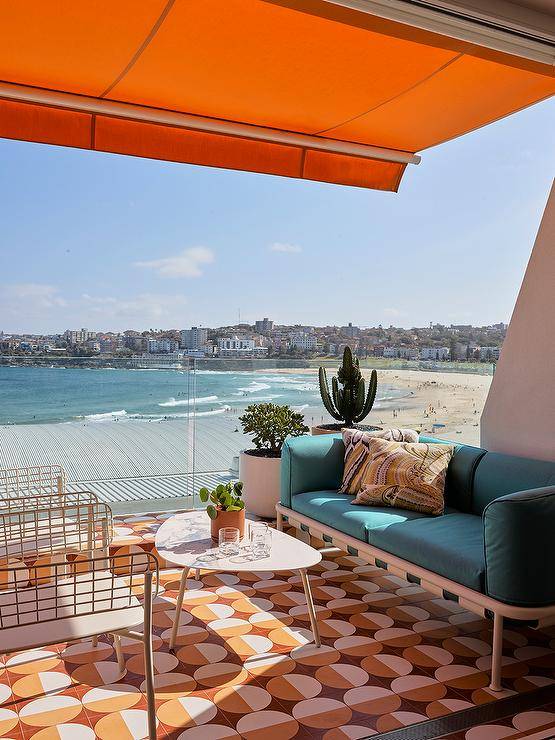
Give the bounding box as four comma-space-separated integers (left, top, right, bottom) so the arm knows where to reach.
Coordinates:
239, 403, 309, 517
315, 346, 380, 435
199, 481, 245, 541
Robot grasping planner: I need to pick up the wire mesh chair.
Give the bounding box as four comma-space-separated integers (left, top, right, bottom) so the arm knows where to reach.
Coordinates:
0, 490, 112, 558
0, 464, 67, 499
0, 495, 159, 739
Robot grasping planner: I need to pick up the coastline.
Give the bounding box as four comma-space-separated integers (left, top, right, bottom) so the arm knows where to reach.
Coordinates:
256, 366, 491, 445
0, 367, 490, 505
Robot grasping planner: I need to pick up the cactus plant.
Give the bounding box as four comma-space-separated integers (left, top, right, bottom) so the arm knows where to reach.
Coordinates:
319, 346, 378, 427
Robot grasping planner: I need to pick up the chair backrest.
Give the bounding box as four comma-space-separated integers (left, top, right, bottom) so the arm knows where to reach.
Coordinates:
0, 491, 113, 562
0, 465, 67, 498
0, 550, 158, 631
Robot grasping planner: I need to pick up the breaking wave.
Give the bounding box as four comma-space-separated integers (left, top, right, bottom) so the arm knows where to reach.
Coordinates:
159, 395, 218, 407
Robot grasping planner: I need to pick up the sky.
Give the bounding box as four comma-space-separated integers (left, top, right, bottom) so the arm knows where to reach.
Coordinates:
0, 96, 553, 334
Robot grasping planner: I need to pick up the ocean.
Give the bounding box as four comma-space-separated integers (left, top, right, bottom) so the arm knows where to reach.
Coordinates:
0, 365, 406, 426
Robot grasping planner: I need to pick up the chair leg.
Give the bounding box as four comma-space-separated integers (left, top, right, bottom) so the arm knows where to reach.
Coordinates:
489, 612, 504, 691
113, 633, 126, 675
143, 571, 157, 740
144, 632, 156, 740
91, 635, 98, 648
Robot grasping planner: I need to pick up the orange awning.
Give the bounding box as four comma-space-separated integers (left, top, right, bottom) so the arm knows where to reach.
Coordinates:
0, 0, 553, 191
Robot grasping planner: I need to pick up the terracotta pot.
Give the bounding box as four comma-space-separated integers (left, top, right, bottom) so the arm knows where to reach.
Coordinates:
312, 425, 342, 436
312, 424, 383, 436
239, 450, 282, 518
210, 507, 245, 542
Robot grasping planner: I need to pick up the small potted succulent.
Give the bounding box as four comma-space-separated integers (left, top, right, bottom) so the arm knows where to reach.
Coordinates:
316, 346, 380, 434
199, 481, 245, 541
239, 403, 309, 517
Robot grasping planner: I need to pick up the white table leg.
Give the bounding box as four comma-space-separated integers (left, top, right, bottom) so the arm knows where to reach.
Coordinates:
170, 567, 190, 651
299, 568, 321, 647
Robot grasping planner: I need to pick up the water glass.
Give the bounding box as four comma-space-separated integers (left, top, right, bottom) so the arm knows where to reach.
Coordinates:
219, 527, 240, 557
250, 522, 271, 558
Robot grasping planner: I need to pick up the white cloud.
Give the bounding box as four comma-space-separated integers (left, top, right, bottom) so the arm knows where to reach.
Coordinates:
134, 247, 214, 278
0, 283, 189, 333
1, 283, 67, 309
383, 307, 406, 318
0, 284, 67, 329
269, 242, 302, 254
80, 293, 188, 325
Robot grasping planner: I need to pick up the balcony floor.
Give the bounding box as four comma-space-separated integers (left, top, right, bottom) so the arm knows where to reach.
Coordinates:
1, 512, 554, 739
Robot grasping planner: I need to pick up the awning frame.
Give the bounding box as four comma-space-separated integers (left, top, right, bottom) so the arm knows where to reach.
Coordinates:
0, 81, 421, 167
305, 0, 555, 66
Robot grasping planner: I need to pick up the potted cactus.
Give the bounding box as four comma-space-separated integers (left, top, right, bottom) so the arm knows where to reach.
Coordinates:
199, 481, 246, 542
239, 403, 309, 517
315, 346, 380, 435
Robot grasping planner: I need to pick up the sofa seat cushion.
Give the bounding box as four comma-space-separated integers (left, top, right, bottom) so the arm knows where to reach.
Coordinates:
291, 490, 428, 542
370, 512, 485, 592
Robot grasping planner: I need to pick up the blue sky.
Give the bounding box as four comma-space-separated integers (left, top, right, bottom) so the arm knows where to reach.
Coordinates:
0, 96, 553, 334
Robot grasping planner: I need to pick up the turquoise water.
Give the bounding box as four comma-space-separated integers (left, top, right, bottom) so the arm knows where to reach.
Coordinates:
0, 365, 404, 425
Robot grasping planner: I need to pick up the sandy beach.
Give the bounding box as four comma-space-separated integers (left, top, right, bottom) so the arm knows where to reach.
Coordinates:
261, 367, 491, 446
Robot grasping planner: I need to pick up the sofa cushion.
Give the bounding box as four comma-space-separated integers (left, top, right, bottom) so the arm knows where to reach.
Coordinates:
419, 437, 486, 513
370, 512, 485, 592
291, 490, 427, 542
344, 437, 454, 516
471, 451, 555, 515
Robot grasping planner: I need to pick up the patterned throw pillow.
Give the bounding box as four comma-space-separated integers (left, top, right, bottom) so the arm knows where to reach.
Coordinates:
340, 428, 420, 494
348, 437, 454, 515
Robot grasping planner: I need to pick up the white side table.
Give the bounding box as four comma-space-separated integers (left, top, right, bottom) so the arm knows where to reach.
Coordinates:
155, 510, 322, 650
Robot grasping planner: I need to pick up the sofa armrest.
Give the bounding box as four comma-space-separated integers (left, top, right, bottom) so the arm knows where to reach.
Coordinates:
280, 434, 345, 509
483, 486, 555, 608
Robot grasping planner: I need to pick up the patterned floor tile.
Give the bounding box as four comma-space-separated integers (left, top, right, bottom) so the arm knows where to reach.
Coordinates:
0, 512, 553, 739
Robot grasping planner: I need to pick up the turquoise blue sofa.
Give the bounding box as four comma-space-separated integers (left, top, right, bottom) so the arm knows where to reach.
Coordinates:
277, 433, 555, 690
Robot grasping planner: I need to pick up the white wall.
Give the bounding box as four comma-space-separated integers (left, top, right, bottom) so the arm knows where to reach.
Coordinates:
481, 180, 555, 461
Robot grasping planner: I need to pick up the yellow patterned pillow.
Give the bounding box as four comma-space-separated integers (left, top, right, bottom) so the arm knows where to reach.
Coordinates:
344, 437, 454, 515
340, 428, 419, 494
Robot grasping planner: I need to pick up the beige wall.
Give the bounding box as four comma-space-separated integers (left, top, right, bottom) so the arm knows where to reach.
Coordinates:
481, 180, 555, 461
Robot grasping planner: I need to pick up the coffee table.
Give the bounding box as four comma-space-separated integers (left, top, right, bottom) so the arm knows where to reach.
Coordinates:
155, 510, 322, 650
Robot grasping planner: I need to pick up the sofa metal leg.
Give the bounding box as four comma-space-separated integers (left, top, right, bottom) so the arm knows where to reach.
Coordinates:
489, 612, 504, 692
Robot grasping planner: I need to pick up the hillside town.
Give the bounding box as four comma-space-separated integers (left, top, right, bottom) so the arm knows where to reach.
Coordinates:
1, 318, 506, 363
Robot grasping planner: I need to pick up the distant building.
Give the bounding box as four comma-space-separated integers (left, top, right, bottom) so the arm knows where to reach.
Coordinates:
341, 322, 360, 338
124, 335, 148, 353
218, 336, 267, 357
420, 347, 450, 361
148, 339, 179, 354
479, 346, 501, 361
255, 318, 274, 334
383, 347, 418, 360
64, 328, 96, 345
180, 327, 208, 350
291, 333, 317, 351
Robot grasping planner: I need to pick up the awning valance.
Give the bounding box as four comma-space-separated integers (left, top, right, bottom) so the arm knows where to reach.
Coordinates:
0, 0, 553, 191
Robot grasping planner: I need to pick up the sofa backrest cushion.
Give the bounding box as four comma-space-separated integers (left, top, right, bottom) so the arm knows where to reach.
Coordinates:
472, 451, 555, 515
418, 436, 486, 513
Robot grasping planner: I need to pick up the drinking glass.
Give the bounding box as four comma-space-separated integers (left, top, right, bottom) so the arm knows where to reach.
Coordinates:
250, 522, 271, 558
219, 527, 240, 557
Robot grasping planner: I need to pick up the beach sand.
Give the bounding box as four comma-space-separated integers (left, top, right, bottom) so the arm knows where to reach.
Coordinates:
261, 367, 491, 446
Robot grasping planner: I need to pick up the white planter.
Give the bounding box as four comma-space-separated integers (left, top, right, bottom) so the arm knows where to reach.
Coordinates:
239, 450, 281, 519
